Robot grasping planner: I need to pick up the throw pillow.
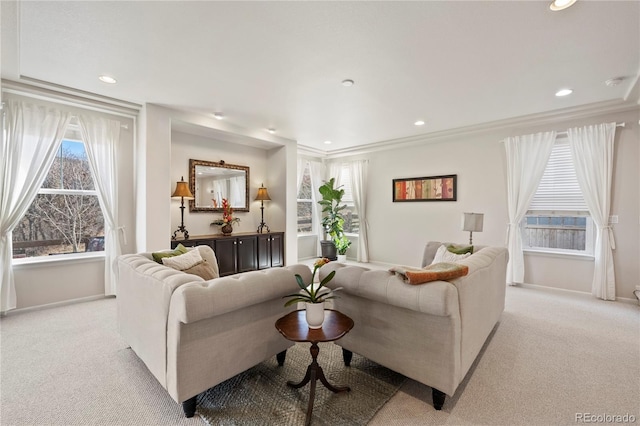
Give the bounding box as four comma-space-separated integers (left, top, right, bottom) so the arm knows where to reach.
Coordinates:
446, 244, 474, 255
404, 262, 469, 285
182, 260, 217, 280
432, 244, 471, 264
152, 244, 188, 263
161, 248, 203, 270
389, 262, 469, 285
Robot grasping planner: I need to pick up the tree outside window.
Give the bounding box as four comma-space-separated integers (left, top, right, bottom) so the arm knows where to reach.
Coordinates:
12, 138, 105, 258
297, 162, 313, 233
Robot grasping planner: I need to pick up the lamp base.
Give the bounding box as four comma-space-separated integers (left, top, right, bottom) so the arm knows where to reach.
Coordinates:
172, 226, 190, 240
257, 222, 270, 234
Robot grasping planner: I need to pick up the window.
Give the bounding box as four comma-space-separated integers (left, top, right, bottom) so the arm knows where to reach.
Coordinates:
297, 162, 313, 234
12, 131, 105, 259
339, 165, 359, 235
522, 139, 593, 255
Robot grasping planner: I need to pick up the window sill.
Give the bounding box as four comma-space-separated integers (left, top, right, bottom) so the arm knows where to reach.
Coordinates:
12, 252, 105, 268
523, 248, 594, 261
297, 233, 318, 239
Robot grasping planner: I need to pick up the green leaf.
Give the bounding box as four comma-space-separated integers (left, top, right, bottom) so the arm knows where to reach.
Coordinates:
319, 270, 336, 286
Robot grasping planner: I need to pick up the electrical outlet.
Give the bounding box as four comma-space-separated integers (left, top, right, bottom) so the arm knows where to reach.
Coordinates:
608, 215, 618, 224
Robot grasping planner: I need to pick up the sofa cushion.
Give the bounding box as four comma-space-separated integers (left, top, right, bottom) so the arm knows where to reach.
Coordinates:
162, 248, 203, 270
432, 244, 472, 264
390, 262, 469, 285
182, 260, 217, 280
152, 244, 188, 263
159, 249, 217, 281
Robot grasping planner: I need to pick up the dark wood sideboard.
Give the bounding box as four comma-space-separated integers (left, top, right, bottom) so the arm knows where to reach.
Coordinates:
171, 232, 284, 277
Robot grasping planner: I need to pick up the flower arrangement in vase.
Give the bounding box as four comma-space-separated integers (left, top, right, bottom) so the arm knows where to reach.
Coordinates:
283, 258, 339, 328
211, 198, 240, 235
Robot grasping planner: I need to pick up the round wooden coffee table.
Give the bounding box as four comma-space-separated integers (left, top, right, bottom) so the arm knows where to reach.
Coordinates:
275, 309, 354, 426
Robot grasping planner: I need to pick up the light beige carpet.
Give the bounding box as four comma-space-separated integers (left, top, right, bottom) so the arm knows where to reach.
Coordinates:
1, 285, 638, 425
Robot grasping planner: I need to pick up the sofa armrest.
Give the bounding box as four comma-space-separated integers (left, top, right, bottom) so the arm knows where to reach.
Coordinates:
116, 254, 203, 386
172, 264, 312, 324
447, 246, 508, 376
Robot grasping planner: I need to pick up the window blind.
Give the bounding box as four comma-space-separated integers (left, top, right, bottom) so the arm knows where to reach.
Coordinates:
340, 165, 354, 202
529, 140, 587, 211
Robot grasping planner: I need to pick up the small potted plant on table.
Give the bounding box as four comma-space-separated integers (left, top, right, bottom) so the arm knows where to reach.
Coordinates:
283, 258, 338, 328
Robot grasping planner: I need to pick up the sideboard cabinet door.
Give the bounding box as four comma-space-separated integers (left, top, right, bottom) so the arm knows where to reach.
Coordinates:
258, 233, 284, 269
237, 236, 258, 273
214, 237, 237, 277
257, 235, 272, 270
270, 233, 284, 268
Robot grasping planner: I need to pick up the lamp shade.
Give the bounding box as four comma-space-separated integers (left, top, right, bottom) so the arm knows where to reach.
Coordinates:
171, 177, 194, 199
462, 212, 484, 232
255, 185, 271, 201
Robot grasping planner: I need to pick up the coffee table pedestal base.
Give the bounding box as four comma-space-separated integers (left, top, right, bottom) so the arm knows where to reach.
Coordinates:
287, 342, 350, 425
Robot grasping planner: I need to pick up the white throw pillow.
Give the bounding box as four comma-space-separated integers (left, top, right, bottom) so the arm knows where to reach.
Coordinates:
431, 244, 471, 264
162, 248, 203, 270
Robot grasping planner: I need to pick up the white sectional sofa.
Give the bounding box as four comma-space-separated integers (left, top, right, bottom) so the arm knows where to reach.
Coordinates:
116, 245, 311, 417
319, 241, 509, 410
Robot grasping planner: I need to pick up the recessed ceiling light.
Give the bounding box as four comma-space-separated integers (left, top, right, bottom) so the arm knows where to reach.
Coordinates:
98, 75, 117, 84
341, 79, 354, 87
555, 88, 573, 97
324, 140, 332, 145
213, 112, 224, 120
414, 120, 425, 126
267, 128, 276, 134
549, 0, 577, 11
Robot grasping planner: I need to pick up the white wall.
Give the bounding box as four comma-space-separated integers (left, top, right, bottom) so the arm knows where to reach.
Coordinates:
344, 108, 640, 299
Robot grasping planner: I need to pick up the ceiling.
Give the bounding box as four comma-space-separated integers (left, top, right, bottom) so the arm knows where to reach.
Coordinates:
2, 1, 639, 153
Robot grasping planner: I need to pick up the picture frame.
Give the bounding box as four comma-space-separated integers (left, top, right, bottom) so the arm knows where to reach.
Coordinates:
392, 174, 457, 202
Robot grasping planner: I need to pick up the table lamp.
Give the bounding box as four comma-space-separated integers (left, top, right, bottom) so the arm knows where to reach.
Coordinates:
171, 176, 195, 240
462, 212, 484, 245
255, 184, 271, 233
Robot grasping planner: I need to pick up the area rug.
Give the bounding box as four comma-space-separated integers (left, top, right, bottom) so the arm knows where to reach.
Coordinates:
197, 342, 406, 425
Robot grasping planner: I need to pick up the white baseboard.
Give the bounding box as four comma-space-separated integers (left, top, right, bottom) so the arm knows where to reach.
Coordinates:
519, 282, 639, 305
4, 294, 113, 316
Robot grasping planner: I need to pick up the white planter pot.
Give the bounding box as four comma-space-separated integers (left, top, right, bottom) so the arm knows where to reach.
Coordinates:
304, 302, 325, 329
337, 254, 347, 263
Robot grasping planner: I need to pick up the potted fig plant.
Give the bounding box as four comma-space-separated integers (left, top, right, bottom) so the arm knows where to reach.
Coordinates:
318, 177, 347, 261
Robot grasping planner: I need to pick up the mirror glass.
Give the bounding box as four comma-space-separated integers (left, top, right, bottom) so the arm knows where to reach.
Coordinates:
189, 159, 250, 212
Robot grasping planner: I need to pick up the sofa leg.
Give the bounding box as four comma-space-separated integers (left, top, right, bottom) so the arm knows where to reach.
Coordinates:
432, 388, 446, 410
276, 349, 287, 366
342, 348, 353, 366
182, 396, 197, 418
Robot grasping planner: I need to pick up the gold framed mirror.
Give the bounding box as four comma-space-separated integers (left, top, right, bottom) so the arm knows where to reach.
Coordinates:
189, 159, 250, 212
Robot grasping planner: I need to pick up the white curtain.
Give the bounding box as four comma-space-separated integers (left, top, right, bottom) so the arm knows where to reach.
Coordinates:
347, 160, 369, 262
308, 160, 325, 256
0, 100, 71, 312
503, 131, 556, 285
78, 115, 122, 296
327, 162, 343, 186
296, 158, 306, 193
568, 123, 617, 300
